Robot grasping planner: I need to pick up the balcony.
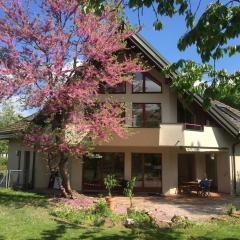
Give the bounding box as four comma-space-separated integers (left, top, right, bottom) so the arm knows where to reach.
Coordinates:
99, 123, 232, 149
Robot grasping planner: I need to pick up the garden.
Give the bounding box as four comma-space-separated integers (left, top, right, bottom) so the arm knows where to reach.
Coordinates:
1, 175, 240, 240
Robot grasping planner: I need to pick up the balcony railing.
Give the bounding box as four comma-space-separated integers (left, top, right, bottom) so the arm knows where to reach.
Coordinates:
183, 123, 204, 131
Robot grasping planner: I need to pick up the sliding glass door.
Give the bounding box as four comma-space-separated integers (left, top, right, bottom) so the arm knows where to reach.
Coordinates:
132, 153, 162, 191
83, 152, 124, 190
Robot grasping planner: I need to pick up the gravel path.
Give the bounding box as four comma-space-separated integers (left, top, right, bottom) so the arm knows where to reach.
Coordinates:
112, 195, 240, 222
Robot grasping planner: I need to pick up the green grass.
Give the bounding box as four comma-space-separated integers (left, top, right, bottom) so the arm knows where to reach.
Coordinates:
0, 189, 240, 240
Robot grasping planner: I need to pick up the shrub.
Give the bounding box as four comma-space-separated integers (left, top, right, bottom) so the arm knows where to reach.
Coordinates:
104, 174, 117, 197
94, 198, 110, 216
50, 204, 92, 225
171, 215, 194, 228
127, 209, 155, 228
224, 204, 237, 216
123, 177, 136, 208
50, 198, 123, 226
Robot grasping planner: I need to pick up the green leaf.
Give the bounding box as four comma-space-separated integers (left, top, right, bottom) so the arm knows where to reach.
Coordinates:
153, 20, 163, 30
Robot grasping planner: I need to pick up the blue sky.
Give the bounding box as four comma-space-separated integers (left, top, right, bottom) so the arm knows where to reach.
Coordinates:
125, 3, 240, 73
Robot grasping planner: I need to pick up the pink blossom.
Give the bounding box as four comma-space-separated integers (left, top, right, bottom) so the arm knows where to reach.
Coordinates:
0, 1, 143, 157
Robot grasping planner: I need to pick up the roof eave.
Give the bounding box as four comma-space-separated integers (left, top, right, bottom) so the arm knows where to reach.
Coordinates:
193, 95, 240, 138
129, 34, 177, 79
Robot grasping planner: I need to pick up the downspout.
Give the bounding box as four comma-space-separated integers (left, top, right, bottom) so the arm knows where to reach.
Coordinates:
232, 132, 240, 195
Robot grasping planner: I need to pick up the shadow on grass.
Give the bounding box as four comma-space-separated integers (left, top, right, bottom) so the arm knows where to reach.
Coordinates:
0, 189, 48, 209
26, 219, 79, 240
33, 219, 185, 240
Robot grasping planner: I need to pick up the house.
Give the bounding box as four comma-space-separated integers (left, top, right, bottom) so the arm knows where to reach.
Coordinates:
1, 34, 240, 195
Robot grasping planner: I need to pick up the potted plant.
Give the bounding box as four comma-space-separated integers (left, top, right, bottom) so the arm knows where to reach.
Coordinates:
123, 177, 136, 212
104, 174, 117, 209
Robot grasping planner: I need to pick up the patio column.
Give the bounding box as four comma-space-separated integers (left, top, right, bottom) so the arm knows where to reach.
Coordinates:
217, 151, 231, 194
162, 148, 178, 195
124, 150, 131, 181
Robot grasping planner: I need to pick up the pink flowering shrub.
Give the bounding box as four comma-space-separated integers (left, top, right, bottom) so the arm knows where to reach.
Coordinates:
0, 0, 144, 195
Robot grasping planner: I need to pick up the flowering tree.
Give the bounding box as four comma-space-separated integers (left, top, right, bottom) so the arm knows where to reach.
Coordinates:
0, 0, 142, 197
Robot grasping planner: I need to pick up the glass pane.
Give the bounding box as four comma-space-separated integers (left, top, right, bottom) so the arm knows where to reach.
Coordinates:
144, 104, 161, 127
102, 152, 124, 180
133, 73, 143, 92
145, 76, 162, 92
103, 153, 113, 176
83, 158, 100, 185
132, 153, 143, 187
144, 153, 162, 188
114, 153, 124, 180
132, 103, 143, 127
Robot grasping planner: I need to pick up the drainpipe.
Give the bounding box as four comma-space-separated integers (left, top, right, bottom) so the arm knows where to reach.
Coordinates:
231, 132, 240, 195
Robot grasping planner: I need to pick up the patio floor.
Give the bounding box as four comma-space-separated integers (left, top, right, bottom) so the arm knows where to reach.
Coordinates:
111, 193, 240, 223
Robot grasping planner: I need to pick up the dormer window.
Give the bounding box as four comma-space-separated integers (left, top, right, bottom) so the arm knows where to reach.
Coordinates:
133, 73, 162, 93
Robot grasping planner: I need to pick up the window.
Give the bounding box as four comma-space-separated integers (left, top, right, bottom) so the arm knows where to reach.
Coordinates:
98, 82, 126, 94
132, 153, 162, 189
83, 152, 124, 190
132, 103, 161, 127
133, 73, 162, 93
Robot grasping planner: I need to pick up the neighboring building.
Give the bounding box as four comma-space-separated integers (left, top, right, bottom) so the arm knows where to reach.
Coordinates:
1, 34, 240, 195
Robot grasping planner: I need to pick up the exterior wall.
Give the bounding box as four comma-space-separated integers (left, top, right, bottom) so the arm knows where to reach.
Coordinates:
162, 148, 178, 195
7, 139, 233, 195
233, 146, 240, 194
98, 69, 178, 126
183, 126, 233, 149
101, 124, 233, 149
34, 152, 50, 189
7, 140, 36, 187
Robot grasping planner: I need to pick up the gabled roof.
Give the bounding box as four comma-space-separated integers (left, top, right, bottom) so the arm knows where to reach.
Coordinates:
193, 95, 240, 138
129, 34, 177, 79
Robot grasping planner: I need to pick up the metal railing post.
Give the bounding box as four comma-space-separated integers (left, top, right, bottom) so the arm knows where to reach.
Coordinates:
5, 170, 8, 188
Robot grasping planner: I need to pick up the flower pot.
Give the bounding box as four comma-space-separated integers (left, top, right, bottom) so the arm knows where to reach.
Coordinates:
105, 196, 114, 210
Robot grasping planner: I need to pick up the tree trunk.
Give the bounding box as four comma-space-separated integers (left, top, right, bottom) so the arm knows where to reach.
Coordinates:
59, 153, 73, 198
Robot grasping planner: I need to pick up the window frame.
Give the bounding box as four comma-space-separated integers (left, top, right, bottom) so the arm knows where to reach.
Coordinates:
98, 82, 126, 94
132, 103, 162, 128
82, 152, 125, 190
131, 153, 162, 191
132, 72, 163, 94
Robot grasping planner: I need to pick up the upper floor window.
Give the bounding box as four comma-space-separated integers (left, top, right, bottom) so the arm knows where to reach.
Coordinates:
98, 82, 126, 94
133, 73, 162, 93
132, 103, 161, 127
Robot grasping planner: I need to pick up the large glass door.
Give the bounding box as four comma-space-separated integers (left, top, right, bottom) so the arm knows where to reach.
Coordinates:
132, 153, 162, 191
83, 152, 124, 190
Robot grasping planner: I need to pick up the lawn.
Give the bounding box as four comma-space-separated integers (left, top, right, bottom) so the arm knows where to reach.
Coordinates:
0, 189, 240, 240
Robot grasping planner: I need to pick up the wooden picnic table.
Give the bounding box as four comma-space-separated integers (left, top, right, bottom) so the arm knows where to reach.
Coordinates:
178, 181, 200, 194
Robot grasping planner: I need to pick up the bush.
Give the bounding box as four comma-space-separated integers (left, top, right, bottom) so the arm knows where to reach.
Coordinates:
94, 198, 110, 216
50, 204, 93, 225
50, 198, 123, 226
123, 177, 136, 208
104, 174, 117, 197
126, 209, 155, 228
224, 204, 237, 216
171, 215, 194, 228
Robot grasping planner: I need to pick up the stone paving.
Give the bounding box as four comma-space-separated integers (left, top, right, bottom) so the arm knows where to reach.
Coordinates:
112, 194, 240, 222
